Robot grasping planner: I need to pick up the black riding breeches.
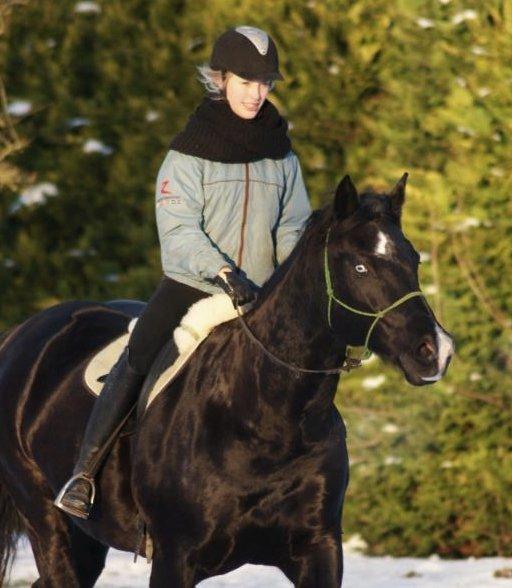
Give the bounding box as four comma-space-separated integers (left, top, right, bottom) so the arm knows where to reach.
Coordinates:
127, 275, 209, 375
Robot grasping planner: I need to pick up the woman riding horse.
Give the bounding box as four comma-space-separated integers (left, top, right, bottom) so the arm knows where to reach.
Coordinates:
55, 26, 312, 519
0, 174, 455, 587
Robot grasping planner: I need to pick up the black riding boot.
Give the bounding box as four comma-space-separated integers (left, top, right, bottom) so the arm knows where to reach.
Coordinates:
54, 347, 144, 519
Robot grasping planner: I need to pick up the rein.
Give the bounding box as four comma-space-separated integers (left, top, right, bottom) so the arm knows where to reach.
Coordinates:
236, 306, 350, 376
236, 226, 425, 377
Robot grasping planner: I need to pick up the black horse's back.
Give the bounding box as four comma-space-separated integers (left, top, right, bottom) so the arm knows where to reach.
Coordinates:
105, 298, 146, 318
0, 300, 144, 568
0, 299, 135, 477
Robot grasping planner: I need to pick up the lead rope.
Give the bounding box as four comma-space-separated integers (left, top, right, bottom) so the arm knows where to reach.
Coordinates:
236, 226, 425, 376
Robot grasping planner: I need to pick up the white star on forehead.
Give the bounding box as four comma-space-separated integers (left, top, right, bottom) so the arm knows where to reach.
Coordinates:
235, 26, 269, 55
375, 230, 390, 255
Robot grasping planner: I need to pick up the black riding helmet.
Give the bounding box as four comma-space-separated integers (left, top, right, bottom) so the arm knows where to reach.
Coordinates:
210, 26, 284, 82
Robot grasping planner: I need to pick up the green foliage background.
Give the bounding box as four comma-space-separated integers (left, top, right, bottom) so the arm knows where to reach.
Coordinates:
1, 0, 511, 557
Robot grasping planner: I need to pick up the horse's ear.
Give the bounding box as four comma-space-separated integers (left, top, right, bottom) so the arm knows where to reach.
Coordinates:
389, 173, 408, 223
334, 175, 359, 220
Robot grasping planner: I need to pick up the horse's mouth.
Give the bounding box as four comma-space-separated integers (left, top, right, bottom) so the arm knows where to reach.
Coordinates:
397, 352, 452, 387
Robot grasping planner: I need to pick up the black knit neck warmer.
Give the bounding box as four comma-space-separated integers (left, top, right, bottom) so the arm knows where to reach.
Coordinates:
169, 97, 292, 163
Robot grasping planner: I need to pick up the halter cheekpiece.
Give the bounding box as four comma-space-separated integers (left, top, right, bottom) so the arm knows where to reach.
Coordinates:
324, 226, 424, 370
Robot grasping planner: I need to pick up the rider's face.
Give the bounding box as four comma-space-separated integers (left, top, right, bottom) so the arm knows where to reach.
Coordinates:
225, 73, 271, 120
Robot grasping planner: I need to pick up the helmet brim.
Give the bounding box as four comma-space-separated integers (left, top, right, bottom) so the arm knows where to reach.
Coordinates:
224, 68, 284, 82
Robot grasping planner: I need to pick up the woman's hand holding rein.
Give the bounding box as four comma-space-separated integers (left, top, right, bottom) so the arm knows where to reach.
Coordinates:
212, 266, 259, 307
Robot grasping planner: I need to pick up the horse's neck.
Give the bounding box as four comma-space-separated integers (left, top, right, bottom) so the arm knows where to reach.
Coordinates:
245, 249, 347, 410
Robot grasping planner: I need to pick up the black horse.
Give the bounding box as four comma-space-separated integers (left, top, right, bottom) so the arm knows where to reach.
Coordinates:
0, 175, 453, 587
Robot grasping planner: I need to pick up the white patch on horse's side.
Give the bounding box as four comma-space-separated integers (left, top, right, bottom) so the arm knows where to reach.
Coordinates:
375, 231, 390, 255
173, 293, 247, 355
421, 324, 454, 382
127, 294, 241, 348
146, 294, 252, 409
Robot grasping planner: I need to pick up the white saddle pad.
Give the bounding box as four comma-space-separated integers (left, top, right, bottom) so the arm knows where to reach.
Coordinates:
84, 294, 245, 410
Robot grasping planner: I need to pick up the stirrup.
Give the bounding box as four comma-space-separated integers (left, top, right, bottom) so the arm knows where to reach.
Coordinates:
54, 473, 96, 519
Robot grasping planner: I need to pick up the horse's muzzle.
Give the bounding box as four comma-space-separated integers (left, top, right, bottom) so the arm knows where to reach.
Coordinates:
398, 325, 455, 386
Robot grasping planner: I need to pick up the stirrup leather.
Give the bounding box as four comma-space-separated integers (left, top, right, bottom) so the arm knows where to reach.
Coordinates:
54, 473, 96, 519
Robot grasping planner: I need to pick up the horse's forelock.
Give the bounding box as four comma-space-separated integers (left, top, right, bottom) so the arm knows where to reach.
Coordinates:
358, 191, 395, 219
300, 191, 398, 241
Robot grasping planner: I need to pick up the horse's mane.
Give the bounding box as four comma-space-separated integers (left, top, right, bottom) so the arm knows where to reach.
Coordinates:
255, 190, 397, 306
255, 204, 334, 305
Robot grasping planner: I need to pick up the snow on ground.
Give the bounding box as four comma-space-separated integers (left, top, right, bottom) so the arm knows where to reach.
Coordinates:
452, 10, 478, 25
423, 284, 438, 295
3, 258, 16, 268
74, 2, 102, 14
7, 100, 32, 116
7, 539, 512, 587
83, 138, 114, 155
416, 17, 435, 29
361, 374, 386, 390
9, 182, 59, 213
145, 110, 161, 122
67, 116, 91, 129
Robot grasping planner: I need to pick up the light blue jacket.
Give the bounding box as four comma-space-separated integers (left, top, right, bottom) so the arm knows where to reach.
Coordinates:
155, 149, 311, 294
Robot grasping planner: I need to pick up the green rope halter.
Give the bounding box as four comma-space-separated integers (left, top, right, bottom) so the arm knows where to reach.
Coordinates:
323, 227, 424, 366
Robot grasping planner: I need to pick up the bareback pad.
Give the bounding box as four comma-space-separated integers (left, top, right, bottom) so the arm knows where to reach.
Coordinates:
83, 294, 245, 412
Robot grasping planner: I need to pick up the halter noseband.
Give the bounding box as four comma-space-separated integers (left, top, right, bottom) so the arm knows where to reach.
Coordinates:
324, 226, 424, 369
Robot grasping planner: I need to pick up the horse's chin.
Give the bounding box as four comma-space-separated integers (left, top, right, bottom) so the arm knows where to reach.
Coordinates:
396, 353, 445, 387
401, 367, 431, 387
369, 351, 427, 386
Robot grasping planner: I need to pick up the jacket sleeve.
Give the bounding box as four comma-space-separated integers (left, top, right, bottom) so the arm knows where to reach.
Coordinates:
155, 151, 229, 281
276, 153, 312, 265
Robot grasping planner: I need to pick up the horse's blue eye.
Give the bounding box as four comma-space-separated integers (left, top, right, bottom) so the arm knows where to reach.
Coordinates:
355, 264, 367, 274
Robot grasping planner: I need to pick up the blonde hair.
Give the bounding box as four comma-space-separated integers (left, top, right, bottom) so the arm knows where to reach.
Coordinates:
196, 64, 226, 99
196, 64, 275, 99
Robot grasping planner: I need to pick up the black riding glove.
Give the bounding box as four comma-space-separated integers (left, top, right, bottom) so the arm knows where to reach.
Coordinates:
212, 268, 259, 307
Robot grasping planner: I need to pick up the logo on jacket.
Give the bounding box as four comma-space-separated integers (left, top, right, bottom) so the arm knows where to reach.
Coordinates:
160, 180, 172, 194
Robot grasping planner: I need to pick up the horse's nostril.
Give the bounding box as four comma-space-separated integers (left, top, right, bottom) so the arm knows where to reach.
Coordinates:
417, 339, 437, 361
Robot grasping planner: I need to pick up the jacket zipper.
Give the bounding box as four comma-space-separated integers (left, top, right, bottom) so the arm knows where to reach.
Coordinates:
237, 163, 250, 268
